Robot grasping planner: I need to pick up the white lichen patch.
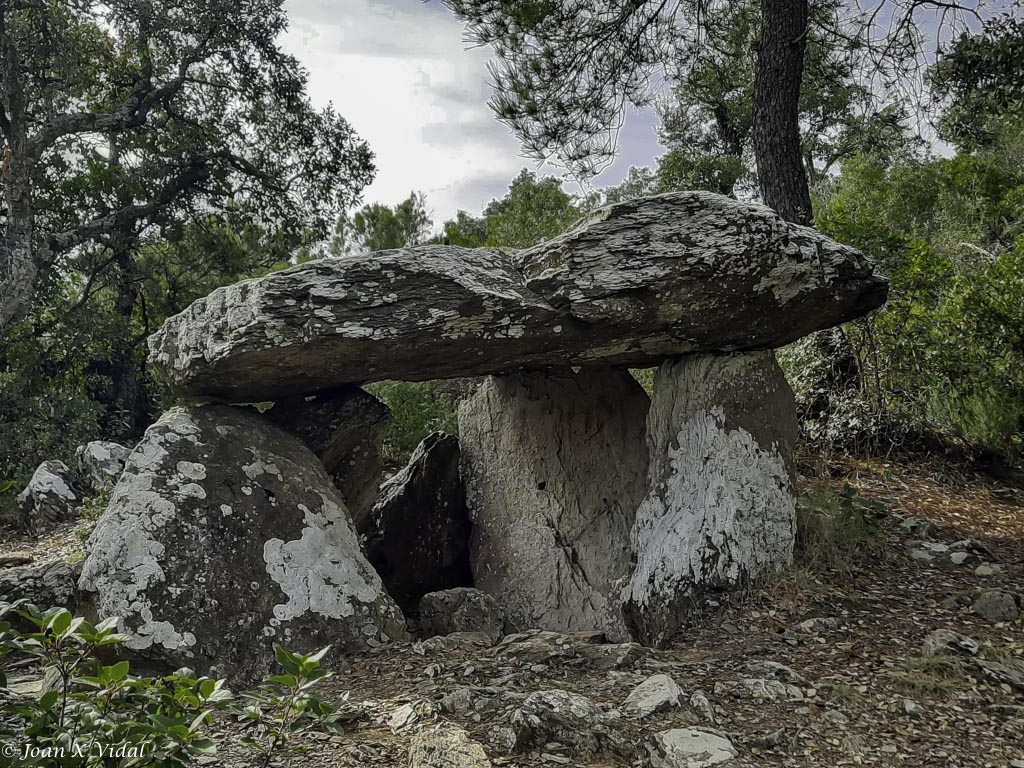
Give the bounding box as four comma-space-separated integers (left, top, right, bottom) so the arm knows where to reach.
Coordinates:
263, 497, 383, 624
626, 406, 795, 608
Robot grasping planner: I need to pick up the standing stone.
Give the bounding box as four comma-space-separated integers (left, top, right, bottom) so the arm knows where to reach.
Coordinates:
361, 432, 472, 614
74, 441, 132, 491
77, 405, 406, 687
623, 352, 797, 647
459, 369, 649, 640
17, 461, 81, 536
263, 386, 390, 526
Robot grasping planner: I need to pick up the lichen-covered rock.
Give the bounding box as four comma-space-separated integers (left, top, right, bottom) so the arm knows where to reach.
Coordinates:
263, 386, 390, 526
646, 728, 737, 768
0, 561, 81, 615
74, 440, 131, 491
622, 674, 685, 719
508, 690, 630, 755
409, 724, 493, 768
623, 352, 797, 647
149, 192, 887, 402
419, 588, 505, 643
362, 432, 472, 614
17, 461, 81, 536
77, 405, 406, 686
459, 369, 650, 639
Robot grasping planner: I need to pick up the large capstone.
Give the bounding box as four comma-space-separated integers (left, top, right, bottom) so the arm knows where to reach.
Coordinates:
361, 432, 472, 614
459, 369, 649, 639
263, 385, 390, 526
623, 352, 798, 647
149, 192, 887, 401
77, 405, 407, 686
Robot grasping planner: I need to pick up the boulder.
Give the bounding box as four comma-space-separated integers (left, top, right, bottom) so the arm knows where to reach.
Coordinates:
622, 674, 685, 719
148, 192, 887, 402
459, 369, 650, 639
623, 352, 798, 646
971, 589, 1020, 621
0, 560, 81, 615
74, 440, 132, 491
362, 432, 472, 613
647, 728, 737, 768
263, 385, 390, 526
418, 588, 505, 643
77, 405, 406, 686
409, 725, 492, 768
17, 461, 81, 535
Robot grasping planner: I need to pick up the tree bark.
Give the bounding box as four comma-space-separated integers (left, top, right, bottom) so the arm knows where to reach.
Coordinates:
752, 0, 813, 226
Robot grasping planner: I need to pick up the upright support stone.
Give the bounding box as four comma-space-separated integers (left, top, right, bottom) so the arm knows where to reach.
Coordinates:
623, 352, 797, 647
458, 369, 649, 639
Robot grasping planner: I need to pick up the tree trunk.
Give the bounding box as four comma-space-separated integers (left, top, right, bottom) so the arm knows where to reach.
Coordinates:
752, 0, 812, 226
0, 140, 36, 332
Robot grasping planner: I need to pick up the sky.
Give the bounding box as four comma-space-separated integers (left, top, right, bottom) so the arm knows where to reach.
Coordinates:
279, 0, 666, 226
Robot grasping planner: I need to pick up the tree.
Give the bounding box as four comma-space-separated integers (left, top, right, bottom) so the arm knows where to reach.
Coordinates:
330, 191, 433, 256
431, 168, 581, 250
930, 17, 1024, 149
443, 0, 1008, 226
0, 0, 374, 332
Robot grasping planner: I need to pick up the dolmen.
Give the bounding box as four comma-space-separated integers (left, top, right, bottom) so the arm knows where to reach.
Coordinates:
78, 191, 887, 682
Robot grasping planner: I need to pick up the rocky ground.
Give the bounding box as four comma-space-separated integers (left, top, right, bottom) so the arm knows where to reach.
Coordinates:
2, 454, 1023, 767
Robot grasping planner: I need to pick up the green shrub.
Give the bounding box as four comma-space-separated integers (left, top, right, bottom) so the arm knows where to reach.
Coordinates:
369, 381, 459, 463
0, 602, 348, 767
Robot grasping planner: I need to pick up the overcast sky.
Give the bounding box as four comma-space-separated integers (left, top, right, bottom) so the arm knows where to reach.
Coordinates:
280, 0, 666, 226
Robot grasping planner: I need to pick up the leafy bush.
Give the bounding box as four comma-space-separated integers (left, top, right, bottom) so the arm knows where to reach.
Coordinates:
0, 602, 347, 767
369, 381, 459, 463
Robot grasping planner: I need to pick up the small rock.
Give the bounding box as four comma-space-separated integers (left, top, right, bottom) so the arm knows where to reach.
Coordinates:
622, 674, 685, 719
975, 659, 1024, 692
419, 588, 505, 643
388, 700, 436, 733
797, 617, 840, 633
971, 589, 1020, 622
823, 710, 849, 726
689, 691, 716, 724
575, 642, 648, 671
409, 724, 492, 768
975, 564, 1003, 578
901, 699, 924, 716
413, 631, 495, 655
740, 660, 808, 685
647, 728, 737, 768
899, 516, 939, 539
713, 678, 803, 701
921, 629, 979, 657
508, 690, 629, 755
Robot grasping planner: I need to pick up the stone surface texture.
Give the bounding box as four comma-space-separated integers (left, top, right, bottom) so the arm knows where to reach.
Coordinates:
409, 724, 493, 768
418, 588, 506, 643
263, 385, 390, 526
361, 432, 472, 614
149, 192, 887, 401
623, 352, 798, 647
17, 461, 80, 536
458, 369, 650, 639
77, 405, 406, 686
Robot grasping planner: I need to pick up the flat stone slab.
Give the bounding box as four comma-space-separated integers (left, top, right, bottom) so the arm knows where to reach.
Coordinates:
149, 192, 887, 401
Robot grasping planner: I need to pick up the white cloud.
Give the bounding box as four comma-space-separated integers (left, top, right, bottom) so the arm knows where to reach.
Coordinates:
281, 0, 664, 226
